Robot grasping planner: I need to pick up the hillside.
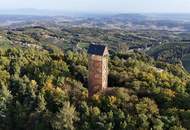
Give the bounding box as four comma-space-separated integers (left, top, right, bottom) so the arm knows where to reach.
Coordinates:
2, 24, 190, 71
1, 14, 190, 130
0, 45, 190, 130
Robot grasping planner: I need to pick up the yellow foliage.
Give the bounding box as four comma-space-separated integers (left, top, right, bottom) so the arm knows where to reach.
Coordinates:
54, 87, 65, 97
159, 71, 172, 82
82, 91, 88, 98
92, 94, 100, 102
31, 80, 37, 87
44, 79, 54, 91
162, 88, 176, 97
109, 96, 117, 105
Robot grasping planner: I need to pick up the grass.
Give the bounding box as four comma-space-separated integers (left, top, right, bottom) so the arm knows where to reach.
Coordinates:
78, 42, 89, 49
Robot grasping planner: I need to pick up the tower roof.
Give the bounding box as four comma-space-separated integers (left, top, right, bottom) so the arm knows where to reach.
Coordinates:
88, 44, 108, 56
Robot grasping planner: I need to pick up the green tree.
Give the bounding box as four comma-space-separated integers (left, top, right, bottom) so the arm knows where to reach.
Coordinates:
0, 82, 12, 130
51, 102, 78, 130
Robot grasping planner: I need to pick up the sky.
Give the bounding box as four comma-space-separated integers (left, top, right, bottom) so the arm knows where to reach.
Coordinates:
1, 0, 190, 13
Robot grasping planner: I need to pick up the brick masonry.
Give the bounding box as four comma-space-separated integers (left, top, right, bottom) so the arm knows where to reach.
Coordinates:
88, 54, 108, 97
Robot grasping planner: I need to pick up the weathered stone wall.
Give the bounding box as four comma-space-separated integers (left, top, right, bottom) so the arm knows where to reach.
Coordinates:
88, 54, 108, 97
102, 56, 108, 90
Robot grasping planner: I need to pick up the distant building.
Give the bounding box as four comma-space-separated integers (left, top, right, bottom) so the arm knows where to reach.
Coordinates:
88, 44, 109, 97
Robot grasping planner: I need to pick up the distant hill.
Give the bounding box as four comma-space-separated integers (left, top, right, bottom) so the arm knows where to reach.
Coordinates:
146, 13, 190, 22
111, 14, 148, 22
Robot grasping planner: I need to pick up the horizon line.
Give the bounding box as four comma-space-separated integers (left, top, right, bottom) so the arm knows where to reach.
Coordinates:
1, 8, 190, 15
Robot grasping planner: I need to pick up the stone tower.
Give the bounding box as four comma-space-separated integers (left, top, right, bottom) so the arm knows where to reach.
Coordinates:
87, 44, 109, 97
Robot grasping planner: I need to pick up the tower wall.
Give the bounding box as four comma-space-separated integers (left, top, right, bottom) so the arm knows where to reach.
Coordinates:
88, 54, 108, 97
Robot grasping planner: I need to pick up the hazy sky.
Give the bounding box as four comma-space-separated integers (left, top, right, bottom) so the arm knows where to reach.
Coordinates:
1, 0, 190, 13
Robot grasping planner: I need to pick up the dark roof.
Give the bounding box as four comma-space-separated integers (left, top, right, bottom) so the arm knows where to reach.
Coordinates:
88, 44, 108, 56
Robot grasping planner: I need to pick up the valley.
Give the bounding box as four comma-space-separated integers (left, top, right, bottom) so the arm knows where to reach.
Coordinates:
1, 14, 190, 71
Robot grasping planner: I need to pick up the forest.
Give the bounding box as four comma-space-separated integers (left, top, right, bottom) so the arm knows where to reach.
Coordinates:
0, 44, 190, 130
1, 14, 190, 130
